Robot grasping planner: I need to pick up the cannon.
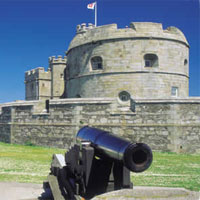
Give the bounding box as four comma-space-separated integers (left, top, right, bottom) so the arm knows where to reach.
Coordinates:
43, 126, 153, 200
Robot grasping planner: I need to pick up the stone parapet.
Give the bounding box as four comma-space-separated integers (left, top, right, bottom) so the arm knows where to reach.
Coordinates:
68, 22, 188, 52
25, 67, 45, 76
49, 55, 67, 65
0, 98, 200, 153
66, 22, 189, 99
25, 67, 51, 82
134, 97, 200, 104
50, 97, 115, 105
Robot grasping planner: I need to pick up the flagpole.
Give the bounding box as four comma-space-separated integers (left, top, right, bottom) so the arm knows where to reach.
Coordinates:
95, 1, 97, 27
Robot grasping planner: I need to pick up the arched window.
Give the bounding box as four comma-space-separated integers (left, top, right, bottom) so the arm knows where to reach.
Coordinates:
144, 54, 158, 67
91, 56, 103, 70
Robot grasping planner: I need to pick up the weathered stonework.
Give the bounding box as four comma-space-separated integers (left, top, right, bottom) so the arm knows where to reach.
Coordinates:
0, 22, 199, 153
25, 56, 67, 100
66, 22, 189, 98
0, 98, 200, 153
25, 67, 51, 100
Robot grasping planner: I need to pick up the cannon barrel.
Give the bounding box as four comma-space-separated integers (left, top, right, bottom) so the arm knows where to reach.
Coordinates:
76, 126, 153, 173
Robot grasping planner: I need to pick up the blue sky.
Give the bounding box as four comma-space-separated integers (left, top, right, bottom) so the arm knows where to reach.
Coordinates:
0, 0, 199, 103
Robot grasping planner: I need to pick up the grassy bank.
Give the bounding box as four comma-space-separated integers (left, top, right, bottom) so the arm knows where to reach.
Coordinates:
132, 151, 200, 191
0, 142, 65, 183
0, 142, 199, 191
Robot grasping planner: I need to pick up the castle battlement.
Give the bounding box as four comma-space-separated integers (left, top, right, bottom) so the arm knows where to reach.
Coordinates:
49, 55, 67, 64
25, 67, 45, 76
66, 21, 189, 99
25, 56, 66, 101
1, 21, 199, 155
76, 23, 97, 33
76, 23, 117, 34
68, 22, 188, 52
25, 67, 51, 82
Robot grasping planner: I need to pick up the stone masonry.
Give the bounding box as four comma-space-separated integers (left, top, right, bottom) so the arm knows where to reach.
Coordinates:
66, 22, 189, 99
0, 22, 199, 153
0, 98, 200, 153
25, 56, 67, 100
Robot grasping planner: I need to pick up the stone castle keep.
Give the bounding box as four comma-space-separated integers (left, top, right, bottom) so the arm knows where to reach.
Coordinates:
0, 22, 200, 153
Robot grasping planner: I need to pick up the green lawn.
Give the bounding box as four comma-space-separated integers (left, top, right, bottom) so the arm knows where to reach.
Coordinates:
0, 142, 65, 183
131, 151, 200, 191
0, 142, 199, 191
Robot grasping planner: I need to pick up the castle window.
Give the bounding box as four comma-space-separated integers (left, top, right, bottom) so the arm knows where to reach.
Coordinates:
184, 59, 188, 65
171, 87, 178, 97
45, 100, 50, 113
91, 56, 103, 70
145, 60, 151, 67
119, 91, 131, 102
144, 54, 158, 67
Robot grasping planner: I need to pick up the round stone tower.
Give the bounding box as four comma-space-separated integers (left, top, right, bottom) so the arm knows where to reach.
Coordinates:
65, 22, 189, 99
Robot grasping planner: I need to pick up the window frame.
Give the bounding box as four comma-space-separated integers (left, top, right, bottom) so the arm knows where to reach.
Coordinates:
144, 54, 159, 68
90, 56, 103, 70
171, 86, 179, 97
118, 91, 131, 102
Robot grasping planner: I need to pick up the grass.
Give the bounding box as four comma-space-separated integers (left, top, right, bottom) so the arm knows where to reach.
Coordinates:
131, 151, 200, 191
0, 142, 199, 191
0, 142, 65, 183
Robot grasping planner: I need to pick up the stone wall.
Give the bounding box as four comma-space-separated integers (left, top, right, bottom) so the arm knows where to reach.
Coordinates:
25, 67, 51, 100
0, 98, 200, 153
25, 56, 67, 101
66, 22, 189, 99
0, 106, 12, 143
49, 56, 67, 99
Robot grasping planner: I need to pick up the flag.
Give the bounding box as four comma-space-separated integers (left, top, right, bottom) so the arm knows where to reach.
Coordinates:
87, 2, 96, 10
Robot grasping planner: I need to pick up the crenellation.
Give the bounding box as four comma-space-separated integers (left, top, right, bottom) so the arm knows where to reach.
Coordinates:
76, 24, 81, 32
49, 55, 67, 64
130, 22, 163, 33
25, 54, 67, 100
25, 67, 50, 82
88, 23, 94, 29
165, 26, 185, 36
69, 22, 188, 52
25, 67, 45, 76
76, 23, 96, 33
81, 23, 86, 30
1, 21, 199, 153
36, 67, 45, 72
66, 22, 189, 99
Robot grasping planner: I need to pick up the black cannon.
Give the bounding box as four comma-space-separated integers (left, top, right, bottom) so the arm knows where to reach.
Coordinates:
43, 126, 153, 200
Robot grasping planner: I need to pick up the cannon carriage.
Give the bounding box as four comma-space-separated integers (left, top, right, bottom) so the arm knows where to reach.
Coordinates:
43, 126, 153, 200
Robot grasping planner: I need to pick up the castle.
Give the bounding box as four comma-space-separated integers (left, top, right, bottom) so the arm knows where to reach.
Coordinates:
25, 22, 189, 100
25, 56, 67, 100
0, 22, 200, 153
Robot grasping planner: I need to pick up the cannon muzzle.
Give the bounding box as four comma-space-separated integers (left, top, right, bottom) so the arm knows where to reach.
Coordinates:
77, 126, 153, 173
